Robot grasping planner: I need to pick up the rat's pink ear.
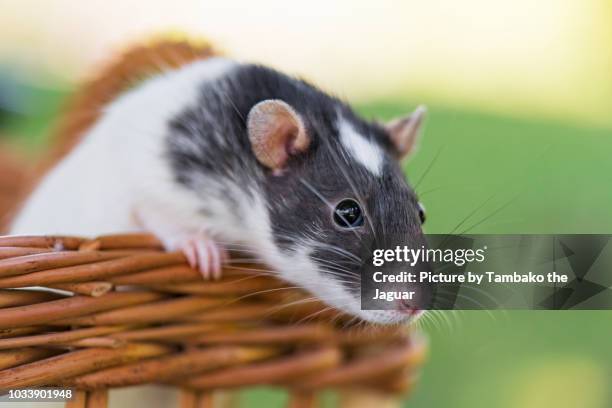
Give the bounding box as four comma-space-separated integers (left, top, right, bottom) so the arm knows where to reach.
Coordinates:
247, 99, 310, 171
385, 105, 427, 159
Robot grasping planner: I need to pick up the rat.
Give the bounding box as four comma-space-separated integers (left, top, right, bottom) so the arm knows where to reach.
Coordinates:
10, 56, 430, 325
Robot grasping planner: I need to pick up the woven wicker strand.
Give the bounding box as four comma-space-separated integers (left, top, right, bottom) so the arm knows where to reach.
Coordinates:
0, 233, 427, 407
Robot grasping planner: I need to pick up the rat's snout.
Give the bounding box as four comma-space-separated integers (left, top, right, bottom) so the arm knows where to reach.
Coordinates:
399, 259, 435, 316
397, 298, 422, 318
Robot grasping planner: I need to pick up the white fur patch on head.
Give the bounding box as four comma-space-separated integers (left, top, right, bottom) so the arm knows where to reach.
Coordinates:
338, 117, 384, 176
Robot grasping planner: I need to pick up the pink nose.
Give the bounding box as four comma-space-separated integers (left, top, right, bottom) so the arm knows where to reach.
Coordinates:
398, 298, 420, 317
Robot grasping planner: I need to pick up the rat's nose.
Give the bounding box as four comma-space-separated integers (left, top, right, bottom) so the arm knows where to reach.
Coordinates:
397, 298, 421, 317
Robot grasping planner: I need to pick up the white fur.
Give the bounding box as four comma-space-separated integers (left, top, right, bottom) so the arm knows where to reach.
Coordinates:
11, 58, 235, 238
338, 117, 383, 176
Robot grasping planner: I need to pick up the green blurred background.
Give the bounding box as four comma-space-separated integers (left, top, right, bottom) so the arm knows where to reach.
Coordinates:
1, 1, 611, 407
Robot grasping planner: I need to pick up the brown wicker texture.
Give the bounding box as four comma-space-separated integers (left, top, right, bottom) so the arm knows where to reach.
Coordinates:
0, 233, 426, 407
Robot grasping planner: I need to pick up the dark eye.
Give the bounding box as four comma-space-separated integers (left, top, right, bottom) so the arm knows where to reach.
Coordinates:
418, 202, 426, 224
333, 199, 364, 228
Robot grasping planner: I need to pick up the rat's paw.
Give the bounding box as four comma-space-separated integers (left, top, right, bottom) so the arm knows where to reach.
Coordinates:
180, 232, 228, 280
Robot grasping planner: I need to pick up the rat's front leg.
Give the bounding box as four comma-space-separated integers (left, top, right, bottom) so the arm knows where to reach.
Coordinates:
134, 207, 228, 280
179, 229, 228, 280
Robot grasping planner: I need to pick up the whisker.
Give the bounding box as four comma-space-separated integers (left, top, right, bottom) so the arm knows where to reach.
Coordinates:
414, 145, 444, 190
458, 194, 520, 235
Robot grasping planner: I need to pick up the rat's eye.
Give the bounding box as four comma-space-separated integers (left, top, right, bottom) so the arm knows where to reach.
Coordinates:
418, 202, 426, 224
333, 199, 364, 228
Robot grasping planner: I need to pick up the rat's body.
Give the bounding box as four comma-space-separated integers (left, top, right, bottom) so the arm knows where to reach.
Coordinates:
12, 54, 429, 324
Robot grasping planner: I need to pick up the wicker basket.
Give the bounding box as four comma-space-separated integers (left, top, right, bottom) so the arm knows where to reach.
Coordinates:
0, 233, 426, 407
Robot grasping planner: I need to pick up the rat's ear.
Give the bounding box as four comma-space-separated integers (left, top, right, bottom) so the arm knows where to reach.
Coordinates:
385, 105, 427, 159
247, 99, 310, 172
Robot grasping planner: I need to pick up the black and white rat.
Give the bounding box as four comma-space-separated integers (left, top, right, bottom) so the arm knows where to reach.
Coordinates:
11, 57, 428, 325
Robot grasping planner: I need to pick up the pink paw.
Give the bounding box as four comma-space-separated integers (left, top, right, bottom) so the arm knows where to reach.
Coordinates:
180, 232, 228, 280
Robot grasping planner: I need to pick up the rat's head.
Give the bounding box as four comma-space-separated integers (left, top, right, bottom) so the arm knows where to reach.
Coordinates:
248, 97, 433, 325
